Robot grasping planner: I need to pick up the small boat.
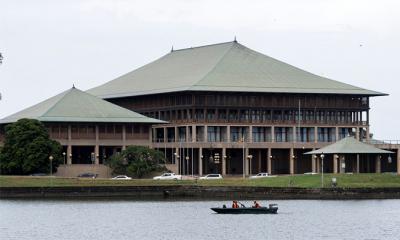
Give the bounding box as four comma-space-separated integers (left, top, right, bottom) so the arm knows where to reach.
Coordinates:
211, 204, 278, 214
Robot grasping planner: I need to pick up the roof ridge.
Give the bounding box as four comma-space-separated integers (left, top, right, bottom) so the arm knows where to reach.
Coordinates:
190, 42, 236, 88
172, 41, 235, 52
41, 88, 74, 117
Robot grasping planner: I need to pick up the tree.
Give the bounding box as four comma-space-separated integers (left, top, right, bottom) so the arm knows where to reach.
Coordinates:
0, 119, 62, 175
106, 146, 165, 178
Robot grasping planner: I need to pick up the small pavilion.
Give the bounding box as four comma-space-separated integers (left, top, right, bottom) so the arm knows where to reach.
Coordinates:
305, 137, 394, 173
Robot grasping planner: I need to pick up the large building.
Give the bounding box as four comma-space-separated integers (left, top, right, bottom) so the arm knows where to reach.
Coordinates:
0, 87, 163, 176
2, 40, 399, 176
88, 41, 399, 176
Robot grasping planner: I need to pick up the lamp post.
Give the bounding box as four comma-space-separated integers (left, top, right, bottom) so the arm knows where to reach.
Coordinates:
62, 152, 66, 165
174, 153, 180, 174
49, 155, 54, 176
185, 156, 189, 175
242, 136, 245, 179
320, 153, 325, 188
247, 154, 253, 176
69, 153, 72, 164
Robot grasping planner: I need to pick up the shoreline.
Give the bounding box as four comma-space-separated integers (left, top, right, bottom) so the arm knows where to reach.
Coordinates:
2, 186, 400, 200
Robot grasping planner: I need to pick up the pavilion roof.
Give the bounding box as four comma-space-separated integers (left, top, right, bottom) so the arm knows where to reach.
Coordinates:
0, 87, 165, 124
304, 137, 393, 155
88, 41, 386, 99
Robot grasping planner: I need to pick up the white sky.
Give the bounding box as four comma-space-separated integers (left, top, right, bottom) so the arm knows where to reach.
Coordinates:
1, 0, 399, 139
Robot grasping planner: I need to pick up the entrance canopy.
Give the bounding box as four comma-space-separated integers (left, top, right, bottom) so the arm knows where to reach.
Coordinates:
304, 137, 393, 155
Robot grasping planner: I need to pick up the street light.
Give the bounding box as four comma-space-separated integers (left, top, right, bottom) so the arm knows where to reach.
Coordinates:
320, 153, 325, 188
49, 155, 54, 176
185, 156, 189, 175
62, 152, 66, 165
247, 154, 253, 176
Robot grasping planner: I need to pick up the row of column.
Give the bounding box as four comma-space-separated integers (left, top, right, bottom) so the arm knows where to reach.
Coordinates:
65, 125, 128, 165
177, 147, 400, 176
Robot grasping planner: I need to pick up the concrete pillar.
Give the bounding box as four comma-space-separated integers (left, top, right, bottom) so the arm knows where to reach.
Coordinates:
222, 148, 226, 176
316, 155, 320, 173
375, 155, 381, 173
397, 149, 400, 175
290, 148, 295, 175
366, 127, 370, 142
356, 127, 360, 141
95, 145, 100, 164
148, 125, 152, 146
333, 154, 338, 174
163, 127, 167, 143
245, 148, 249, 176
335, 127, 339, 141
174, 126, 178, 142
312, 154, 316, 173
122, 125, 126, 150
293, 126, 297, 143
271, 126, 275, 143
67, 145, 72, 165
67, 125, 72, 165
267, 148, 272, 175
356, 154, 360, 173
186, 126, 190, 143
227, 125, 231, 142
249, 126, 253, 143
204, 125, 208, 143
192, 125, 196, 142
314, 127, 318, 143
199, 147, 203, 176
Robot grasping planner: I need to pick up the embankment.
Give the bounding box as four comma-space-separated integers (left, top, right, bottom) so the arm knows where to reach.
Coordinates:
1, 186, 400, 200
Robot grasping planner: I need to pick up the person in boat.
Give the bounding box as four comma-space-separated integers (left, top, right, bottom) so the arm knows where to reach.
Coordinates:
252, 200, 261, 208
232, 200, 239, 208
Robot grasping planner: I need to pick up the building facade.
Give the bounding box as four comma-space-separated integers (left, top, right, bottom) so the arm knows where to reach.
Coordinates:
88, 41, 400, 176
2, 41, 399, 176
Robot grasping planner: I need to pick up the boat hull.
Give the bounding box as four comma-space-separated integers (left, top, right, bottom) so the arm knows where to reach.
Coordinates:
211, 207, 278, 214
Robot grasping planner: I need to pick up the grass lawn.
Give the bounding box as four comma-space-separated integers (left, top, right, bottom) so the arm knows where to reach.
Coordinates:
1, 173, 400, 188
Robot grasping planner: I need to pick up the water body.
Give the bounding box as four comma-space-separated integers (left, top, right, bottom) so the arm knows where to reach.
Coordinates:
1, 199, 400, 240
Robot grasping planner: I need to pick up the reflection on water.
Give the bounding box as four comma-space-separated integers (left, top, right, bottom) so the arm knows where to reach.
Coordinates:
1, 199, 400, 240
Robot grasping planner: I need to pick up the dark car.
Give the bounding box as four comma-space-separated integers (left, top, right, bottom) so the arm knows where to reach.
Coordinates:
77, 173, 98, 179
30, 173, 47, 176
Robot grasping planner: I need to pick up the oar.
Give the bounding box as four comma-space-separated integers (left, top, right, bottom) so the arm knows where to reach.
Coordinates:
237, 201, 246, 208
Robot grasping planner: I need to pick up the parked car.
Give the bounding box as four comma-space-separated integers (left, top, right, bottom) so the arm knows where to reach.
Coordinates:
304, 172, 318, 175
111, 175, 132, 180
153, 173, 182, 180
249, 172, 269, 179
30, 173, 47, 176
77, 173, 98, 179
199, 174, 223, 180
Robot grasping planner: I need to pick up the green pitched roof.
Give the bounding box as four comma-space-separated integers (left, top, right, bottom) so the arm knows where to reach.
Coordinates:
304, 137, 393, 155
88, 41, 386, 99
0, 87, 164, 124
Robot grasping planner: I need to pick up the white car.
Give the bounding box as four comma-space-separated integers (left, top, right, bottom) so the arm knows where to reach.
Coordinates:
199, 174, 223, 180
153, 173, 182, 180
249, 172, 269, 179
111, 175, 132, 180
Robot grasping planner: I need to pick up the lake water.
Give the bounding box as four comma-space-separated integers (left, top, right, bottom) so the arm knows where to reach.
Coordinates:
1, 199, 400, 240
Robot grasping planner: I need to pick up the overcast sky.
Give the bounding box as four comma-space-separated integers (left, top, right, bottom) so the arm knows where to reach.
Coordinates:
1, 0, 399, 140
